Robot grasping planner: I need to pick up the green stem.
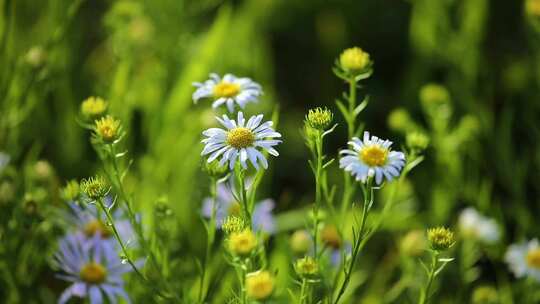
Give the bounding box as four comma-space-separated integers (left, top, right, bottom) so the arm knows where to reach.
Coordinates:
419, 252, 439, 304
340, 77, 358, 221
300, 278, 308, 304
97, 198, 145, 283
312, 131, 323, 260
237, 170, 251, 227
198, 178, 217, 303
333, 181, 372, 304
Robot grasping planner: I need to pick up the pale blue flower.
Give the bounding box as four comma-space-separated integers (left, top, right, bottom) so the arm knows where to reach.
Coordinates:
54, 234, 133, 304
340, 131, 405, 185
193, 73, 262, 113
201, 112, 282, 170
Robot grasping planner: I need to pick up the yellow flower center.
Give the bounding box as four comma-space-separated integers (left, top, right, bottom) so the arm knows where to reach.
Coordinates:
84, 220, 111, 238
95, 116, 120, 142
526, 249, 540, 269
80, 262, 107, 284
213, 82, 241, 98
360, 145, 388, 167
227, 127, 255, 149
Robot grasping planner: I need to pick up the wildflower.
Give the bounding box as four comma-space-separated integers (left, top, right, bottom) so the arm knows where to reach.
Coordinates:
458, 208, 500, 244
419, 83, 450, 107
290, 230, 313, 255
54, 234, 133, 304
25, 46, 46, 68
387, 108, 414, 132
427, 227, 455, 251
505, 239, 540, 282
81, 176, 109, 201
295, 256, 319, 278
222, 216, 245, 234
192, 73, 262, 113
94, 116, 122, 143
62, 180, 81, 202
321, 224, 341, 249
406, 132, 430, 151
329, 243, 352, 267
472, 286, 499, 304
81, 97, 108, 119
339, 131, 406, 185
34, 160, 54, 181
339, 47, 371, 75
201, 112, 282, 170
305, 107, 333, 130
228, 229, 257, 256
202, 180, 277, 234
400, 230, 427, 257
66, 202, 135, 245
246, 270, 274, 300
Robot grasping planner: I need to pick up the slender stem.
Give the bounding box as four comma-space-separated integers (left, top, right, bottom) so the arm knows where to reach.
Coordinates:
300, 278, 308, 304
340, 77, 358, 220
199, 178, 217, 303
419, 252, 439, 304
237, 170, 251, 227
97, 198, 145, 282
333, 182, 372, 304
312, 131, 323, 260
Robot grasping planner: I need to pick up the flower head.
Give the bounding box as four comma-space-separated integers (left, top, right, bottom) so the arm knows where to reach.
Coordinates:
202, 180, 277, 234
290, 230, 312, 255
472, 286, 499, 304
65, 201, 135, 245
228, 229, 257, 256
427, 227, 455, 251
295, 256, 319, 278
246, 270, 274, 300
339, 47, 371, 74
94, 116, 122, 143
305, 107, 333, 130
458, 208, 500, 244
505, 239, 540, 282
406, 132, 430, 151
81, 97, 108, 119
201, 112, 282, 171
81, 176, 109, 201
53, 234, 134, 304
340, 131, 406, 185
192, 73, 262, 113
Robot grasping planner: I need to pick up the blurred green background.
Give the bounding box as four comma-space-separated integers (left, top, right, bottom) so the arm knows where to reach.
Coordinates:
2, 0, 540, 303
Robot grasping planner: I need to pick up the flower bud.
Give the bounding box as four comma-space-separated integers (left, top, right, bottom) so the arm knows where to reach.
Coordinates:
94, 116, 122, 143
339, 47, 371, 75
295, 256, 319, 278
222, 216, 245, 234
290, 230, 312, 255
472, 286, 499, 304
427, 227, 455, 251
246, 270, 274, 301
204, 160, 228, 178
81, 97, 108, 120
406, 132, 430, 151
81, 176, 109, 200
228, 229, 257, 256
321, 224, 341, 249
305, 107, 333, 130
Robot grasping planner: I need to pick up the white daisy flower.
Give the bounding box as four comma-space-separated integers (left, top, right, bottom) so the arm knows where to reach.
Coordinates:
201, 112, 281, 170
339, 131, 405, 185
192, 73, 263, 113
458, 207, 500, 244
505, 239, 540, 282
